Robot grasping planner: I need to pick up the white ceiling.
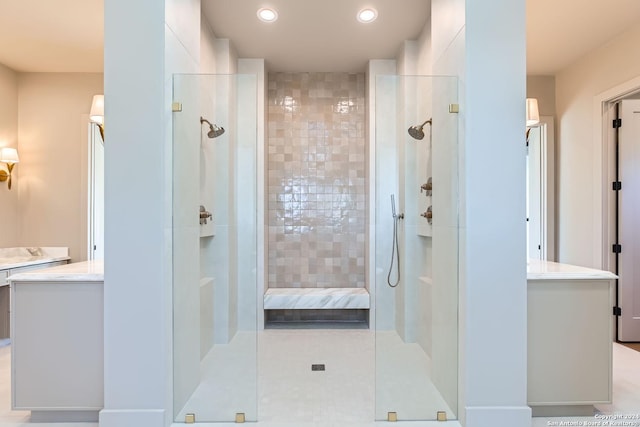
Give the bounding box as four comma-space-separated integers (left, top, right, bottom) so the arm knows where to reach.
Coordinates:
0, 0, 103, 72
1, 0, 640, 75
201, 0, 430, 72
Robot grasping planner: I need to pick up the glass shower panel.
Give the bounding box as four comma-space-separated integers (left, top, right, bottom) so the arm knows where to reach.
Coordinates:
374, 75, 459, 421
172, 73, 258, 423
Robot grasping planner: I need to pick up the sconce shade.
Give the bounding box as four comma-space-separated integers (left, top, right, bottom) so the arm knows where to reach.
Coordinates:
526, 98, 540, 127
0, 147, 19, 164
90, 95, 104, 125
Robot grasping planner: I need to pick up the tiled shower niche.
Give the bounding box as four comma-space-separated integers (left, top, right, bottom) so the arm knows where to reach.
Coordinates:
267, 72, 366, 289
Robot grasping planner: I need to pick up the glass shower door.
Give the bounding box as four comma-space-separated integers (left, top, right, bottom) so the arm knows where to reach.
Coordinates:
374, 75, 459, 421
172, 73, 258, 423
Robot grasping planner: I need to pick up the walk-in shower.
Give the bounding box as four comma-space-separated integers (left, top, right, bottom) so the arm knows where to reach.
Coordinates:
171, 72, 459, 424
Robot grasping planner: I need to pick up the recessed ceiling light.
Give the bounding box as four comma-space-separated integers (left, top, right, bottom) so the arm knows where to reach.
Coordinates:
257, 7, 278, 23
357, 8, 378, 23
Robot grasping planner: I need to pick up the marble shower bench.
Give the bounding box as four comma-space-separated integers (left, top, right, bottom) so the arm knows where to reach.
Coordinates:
264, 287, 370, 309
263, 287, 370, 326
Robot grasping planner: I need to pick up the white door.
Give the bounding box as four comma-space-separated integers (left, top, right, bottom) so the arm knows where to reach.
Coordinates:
618, 99, 640, 341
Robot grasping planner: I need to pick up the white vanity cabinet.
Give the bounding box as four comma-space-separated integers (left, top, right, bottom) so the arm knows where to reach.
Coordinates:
0, 247, 70, 339
527, 259, 616, 416
0, 262, 68, 338
9, 260, 103, 422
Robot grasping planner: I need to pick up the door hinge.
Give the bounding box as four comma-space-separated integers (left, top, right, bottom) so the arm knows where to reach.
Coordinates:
613, 181, 622, 191
613, 244, 622, 253
613, 118, 622, 128
613, 306, 622, 316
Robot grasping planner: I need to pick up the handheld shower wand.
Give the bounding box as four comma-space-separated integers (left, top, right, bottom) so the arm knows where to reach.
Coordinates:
387, 194, 403, 288
391, 194, 397, 219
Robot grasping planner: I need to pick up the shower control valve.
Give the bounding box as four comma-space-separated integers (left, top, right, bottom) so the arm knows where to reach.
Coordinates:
420, 206, 433, 224
199, 205, 213, 225
420, 177, 433, 196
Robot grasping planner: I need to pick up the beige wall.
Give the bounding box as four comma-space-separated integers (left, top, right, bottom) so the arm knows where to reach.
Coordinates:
527, 75, 555, 116
17, 73, 103, 261
416, 19, 432, 75
0, 63, 20, 247
200, 18, 217, 73
555, 22, 640, 267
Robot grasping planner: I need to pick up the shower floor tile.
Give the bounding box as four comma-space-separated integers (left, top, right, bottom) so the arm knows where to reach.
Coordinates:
258, 329, 375, 424
176, 329, 454, 424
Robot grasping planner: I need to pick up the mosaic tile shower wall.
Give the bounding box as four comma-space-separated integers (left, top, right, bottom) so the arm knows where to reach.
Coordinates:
267, 72, 366, 289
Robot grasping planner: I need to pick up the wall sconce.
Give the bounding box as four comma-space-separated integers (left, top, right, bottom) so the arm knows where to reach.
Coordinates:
526, 98, 540, 127
90, 94, 104, 141
0, 147, 20, 190
526, 98, 540, 144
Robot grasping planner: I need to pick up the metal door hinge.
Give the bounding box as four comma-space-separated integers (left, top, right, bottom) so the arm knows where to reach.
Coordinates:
449, 104, 459, 113
437, 411, 448, 421
387, 412, 398, 422
613, 181, 622, 191
235, 413, 245, 423
185, 413, 195, 423
172, 102, 183, 112
613, 244, 622, 254
613, 118, 622, 128
613, 306, 622, 316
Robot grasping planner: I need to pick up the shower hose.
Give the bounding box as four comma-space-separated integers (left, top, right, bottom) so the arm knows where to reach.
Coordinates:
387, 196, 403, 288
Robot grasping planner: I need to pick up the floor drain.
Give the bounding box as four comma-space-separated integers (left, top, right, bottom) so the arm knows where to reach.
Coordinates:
311, 364, 325, 371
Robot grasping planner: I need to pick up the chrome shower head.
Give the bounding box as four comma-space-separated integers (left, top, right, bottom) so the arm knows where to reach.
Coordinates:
200, 117, 225, 139
408, 118, 432, 140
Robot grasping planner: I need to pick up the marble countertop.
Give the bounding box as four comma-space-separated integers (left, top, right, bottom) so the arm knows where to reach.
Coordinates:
527, 259, 617, 281
0, 247, 70, 270
9, 260, 104, 282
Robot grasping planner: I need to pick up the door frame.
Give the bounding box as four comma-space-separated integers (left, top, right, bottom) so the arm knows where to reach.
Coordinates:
594, 75, 640, 272
526, 116, 556, 261
594, 76, 640, 341
87, 122, 104, 260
